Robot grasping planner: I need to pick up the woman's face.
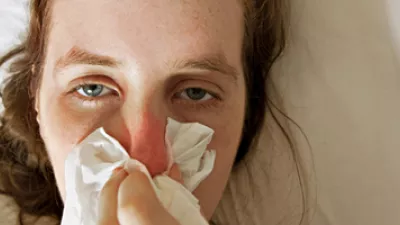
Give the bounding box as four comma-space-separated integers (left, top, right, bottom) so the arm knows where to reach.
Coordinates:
37, 0, 246, 219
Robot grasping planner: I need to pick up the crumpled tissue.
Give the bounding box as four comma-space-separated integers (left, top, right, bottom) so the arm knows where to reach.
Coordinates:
60, 118, 216, 225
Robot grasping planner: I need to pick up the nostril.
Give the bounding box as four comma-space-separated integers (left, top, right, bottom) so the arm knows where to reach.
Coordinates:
128, 138, 169, 176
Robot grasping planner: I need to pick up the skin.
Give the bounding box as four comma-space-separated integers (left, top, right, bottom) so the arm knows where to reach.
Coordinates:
97, 165, 185, 225
36, 0, 246, 221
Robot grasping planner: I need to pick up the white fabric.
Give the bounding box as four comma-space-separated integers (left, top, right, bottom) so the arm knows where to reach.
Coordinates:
272, 0, 400, 225
0, 0, 28, 55
0, 0, 29, 115
0, 0, 399, 225
61, 118, 214, 225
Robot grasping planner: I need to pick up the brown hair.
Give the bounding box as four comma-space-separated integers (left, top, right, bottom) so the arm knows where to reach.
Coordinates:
0, 0, 290, 224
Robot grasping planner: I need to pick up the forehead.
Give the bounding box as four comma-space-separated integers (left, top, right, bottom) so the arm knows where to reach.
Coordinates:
46, 0, 244, 71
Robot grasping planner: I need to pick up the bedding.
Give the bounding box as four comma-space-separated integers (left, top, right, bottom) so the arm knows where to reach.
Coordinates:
0, 0, 399, 224
273, 0, 400, 224
0, 0, 29, 115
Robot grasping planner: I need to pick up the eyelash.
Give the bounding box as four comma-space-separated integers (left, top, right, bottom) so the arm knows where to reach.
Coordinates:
67, 77, 222, 110
172, 89, 221, 110
66, 78, 118, 107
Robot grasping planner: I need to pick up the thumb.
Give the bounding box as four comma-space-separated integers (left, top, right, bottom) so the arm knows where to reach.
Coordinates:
117, 166, 180, 225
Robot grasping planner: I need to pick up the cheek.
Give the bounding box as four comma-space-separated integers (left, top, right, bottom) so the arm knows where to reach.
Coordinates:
38, 95, 104, 198
193, 96, 246, 219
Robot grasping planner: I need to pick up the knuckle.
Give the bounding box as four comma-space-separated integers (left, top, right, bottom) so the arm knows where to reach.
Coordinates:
101, 178, 116, 193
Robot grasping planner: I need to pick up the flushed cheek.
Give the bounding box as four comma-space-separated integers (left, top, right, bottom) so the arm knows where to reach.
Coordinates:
192, 122, 243, 219
42, 99, 101, 147
186, 98, 245, 218
39, 98, 103, 196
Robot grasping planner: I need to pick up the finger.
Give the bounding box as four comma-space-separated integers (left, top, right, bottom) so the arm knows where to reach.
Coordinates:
117, 169, 179, 225
200, 207, 207, 219
98, 168, 128, 225
168, 164, 184, 184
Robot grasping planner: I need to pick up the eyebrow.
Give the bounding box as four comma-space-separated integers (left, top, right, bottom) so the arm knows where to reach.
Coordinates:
172, 54, 239, 81
55, 47, 239, 81
55, 47, 120, 71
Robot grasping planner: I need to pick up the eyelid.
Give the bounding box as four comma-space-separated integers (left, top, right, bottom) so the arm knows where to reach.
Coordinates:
76, 84, 113, 98
68, 75, 122, 96
169, 82, 224, 111
66, 79, 122, 110
57, 64, 126, 89
174, 88, 221, 102
170, 79, 223, 101
172, 94, 221, 110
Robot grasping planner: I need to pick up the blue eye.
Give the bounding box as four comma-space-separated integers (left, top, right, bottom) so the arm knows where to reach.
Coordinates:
76, 84, 113, 97
179, 88, 213, 101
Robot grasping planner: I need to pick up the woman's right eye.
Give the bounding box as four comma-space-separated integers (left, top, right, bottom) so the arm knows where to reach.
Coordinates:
76, 84, 114, 98
66, 75, 123, 108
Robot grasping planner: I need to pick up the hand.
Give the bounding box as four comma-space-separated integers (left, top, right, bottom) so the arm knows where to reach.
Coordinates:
97, 165, 183, 225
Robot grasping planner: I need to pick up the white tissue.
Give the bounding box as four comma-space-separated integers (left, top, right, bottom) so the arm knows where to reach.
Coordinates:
60, 118, 216, 225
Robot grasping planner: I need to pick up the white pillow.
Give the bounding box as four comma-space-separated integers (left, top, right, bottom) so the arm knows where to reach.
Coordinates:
0, 1, 399, 225
272, 0, 400, 225
0, 0, 28, 55
0, 0, 29, 114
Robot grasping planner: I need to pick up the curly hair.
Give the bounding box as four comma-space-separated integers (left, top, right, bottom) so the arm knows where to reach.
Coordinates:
0, 0, 288, 224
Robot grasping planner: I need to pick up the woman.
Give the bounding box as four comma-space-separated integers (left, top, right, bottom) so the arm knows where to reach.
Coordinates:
0, 0, 302, 224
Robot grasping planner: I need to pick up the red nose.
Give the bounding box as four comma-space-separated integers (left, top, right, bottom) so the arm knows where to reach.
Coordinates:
127, 112, 170, 177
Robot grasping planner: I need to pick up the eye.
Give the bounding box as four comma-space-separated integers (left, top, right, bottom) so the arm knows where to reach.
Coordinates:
76, 84, 113, 97
178, 88, 214, 101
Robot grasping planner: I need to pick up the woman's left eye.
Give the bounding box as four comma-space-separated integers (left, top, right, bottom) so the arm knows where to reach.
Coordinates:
178, 88, 214, 101
76, 84, 113, 97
